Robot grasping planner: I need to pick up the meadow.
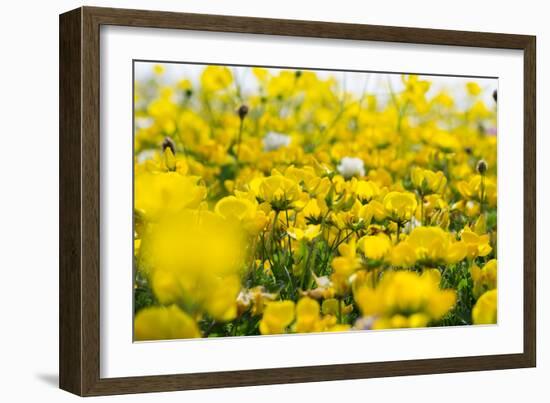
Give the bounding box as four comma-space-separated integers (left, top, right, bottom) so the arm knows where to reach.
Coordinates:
133, 64, 498, 340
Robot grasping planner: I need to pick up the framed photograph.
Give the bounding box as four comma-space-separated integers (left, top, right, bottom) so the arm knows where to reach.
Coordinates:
59, 6, 536, 396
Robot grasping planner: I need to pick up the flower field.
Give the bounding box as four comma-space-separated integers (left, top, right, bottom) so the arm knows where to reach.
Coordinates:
133, 64, 498, 341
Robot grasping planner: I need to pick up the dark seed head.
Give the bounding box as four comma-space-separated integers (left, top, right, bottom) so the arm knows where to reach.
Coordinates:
492, 89, 497, 102
295, 70, 302, 79
237, 104, 249, 120
476, 159, 488, 175
161, 136, 176, 155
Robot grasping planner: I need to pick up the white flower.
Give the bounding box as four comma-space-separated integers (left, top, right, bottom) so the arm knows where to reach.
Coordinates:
135, 117, 154, 130
262, 132, 291, 151
136, 149, 156, 163
337, 157, 365, 179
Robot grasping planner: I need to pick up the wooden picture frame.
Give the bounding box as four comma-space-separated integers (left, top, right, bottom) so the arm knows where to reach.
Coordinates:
59, 6, 536, 396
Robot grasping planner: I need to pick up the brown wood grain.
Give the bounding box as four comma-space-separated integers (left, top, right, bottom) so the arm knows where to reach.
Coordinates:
59, 7, 83, 395
59, 6, 537, 396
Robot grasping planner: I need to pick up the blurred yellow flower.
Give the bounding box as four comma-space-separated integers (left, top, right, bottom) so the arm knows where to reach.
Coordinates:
331, 240, 362, 278
472, 289, 497, 325
294, 297, 322, 333
134, 305, 200, 341
354, 270, 456, 329
200, 65, 233, 92
215, 195, 255, 220
466, 82, 482, 96
358, 233, 392, 261
260, 301, 296, 335
140, 209, 245, 321
134, 172, 206, 221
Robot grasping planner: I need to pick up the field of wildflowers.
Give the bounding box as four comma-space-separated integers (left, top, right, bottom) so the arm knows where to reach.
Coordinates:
133, 63, 498, 341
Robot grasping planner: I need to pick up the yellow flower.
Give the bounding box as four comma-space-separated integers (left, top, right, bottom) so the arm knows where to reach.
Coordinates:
204, 275, 241, 321
287, 224, 321, 241
252, 67, 269, 83
331, 240, 362, 278
215, 196, 268, 235
134, 172, 206, 221
383, 191, 418, 222
372, 313, 430, 330
134, 65, 498, 338
405, 226, 467, 265
177, 78, 192, 91
321, 298, 353, 317
153, 64, 165, 75
461, 227, 492, 258
456, 175, 481, 200
354, 180, 381, 203
410, 167, 447, 194
134, 305, 201, 341
430, 131, 461, 152
354, 271, 456, 328
294, 297, 321, 333
257, 175, 302, 211
200, 65, 233, 92
267, 70, 297, 98
367, 200, 387, 221
473, 214, 487, 235
163, 146, 177, 171
358, 233, 392, 261
215, 195, 255, 220
259, 301, 295, 335
402, 75, 431, 102
469, 100, 492, 120
302, 199, 322, 219
470, 259, 497, 298
456, 175, 496, 206
472, 289, 497, 325
140, 209, 245, 321
389, 242, 417, 267
466, 82, 482, 96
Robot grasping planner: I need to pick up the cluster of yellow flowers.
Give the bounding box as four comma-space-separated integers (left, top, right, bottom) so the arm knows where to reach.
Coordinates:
133, 65, 498, 340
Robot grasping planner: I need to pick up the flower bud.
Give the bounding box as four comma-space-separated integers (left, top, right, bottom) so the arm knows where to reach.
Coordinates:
164, 147, 176, 171
237, 104, 249, 120
162, 137, 176, 172
476, 159, 488, 175
161, 136, 176, 155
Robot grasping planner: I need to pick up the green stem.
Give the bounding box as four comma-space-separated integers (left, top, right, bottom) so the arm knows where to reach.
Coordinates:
271, 211, 280, 255
235, 117, 244, 165
301, 243, 315, 290
285, 209, 292, 253
420, 192, 425, 226
396, 221, 401, 244
332, 230, 355, 252
480, 175, 486, 215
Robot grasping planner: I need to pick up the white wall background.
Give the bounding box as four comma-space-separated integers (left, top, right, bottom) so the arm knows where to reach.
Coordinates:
0, 0, 545, 401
